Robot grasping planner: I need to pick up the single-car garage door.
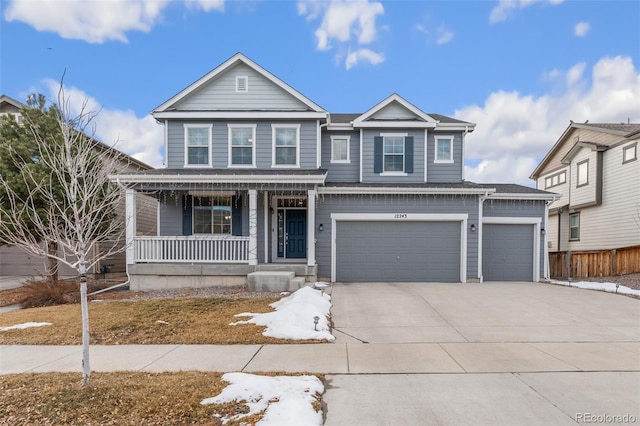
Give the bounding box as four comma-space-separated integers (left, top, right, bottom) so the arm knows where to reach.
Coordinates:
335, 221, 461, 282
483, 223, 534, 281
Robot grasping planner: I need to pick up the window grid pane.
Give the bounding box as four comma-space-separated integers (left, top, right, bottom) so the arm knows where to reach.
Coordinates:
193, 197, 232, 235
437, 139, 452, 161
188, 147, 208, 165
276, 128, 297, 146
383, 137, 404, 172
276, 147, 296, 165
188, 128, 209, 146
332, 138, 348, 161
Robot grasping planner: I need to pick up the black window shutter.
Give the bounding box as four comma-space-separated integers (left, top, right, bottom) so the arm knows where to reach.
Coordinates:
232, 195, 242, 236
373, 136, 383, 173
405, 136, 414, 174
182, 194, 193, 236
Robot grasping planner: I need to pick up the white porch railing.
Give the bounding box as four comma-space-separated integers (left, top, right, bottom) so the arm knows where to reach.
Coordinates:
134, 236, 250, 263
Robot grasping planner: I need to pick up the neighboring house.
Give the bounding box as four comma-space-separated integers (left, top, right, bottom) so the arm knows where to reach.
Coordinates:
530, 122, 640, 276
113, 53, 557, 290
0, 94, 158, 277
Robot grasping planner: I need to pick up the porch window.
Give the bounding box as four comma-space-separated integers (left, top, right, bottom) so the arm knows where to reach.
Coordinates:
383, 136, 405, 172
229, 125, 255, 166
569, 212, 580, 241
435, 136, 454, 163
193, 196, 232, 234
184, 124, 212, 166
272, 125, 300, 167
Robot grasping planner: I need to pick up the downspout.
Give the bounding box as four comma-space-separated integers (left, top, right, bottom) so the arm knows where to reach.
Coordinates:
462, 125, 469, 181
477, 191, 489, 283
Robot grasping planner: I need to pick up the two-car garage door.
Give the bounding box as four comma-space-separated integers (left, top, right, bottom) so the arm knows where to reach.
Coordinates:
335, 220, 462, 282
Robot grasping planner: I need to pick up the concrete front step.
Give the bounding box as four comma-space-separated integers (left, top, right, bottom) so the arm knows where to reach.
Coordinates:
247, 271, 312, 292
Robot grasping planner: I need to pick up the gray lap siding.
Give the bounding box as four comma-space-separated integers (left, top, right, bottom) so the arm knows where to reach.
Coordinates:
166, 120, 318, 169
315, 194, 479, 280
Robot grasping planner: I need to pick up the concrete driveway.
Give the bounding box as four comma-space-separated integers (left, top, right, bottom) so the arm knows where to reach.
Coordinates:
324, 281, 640, 425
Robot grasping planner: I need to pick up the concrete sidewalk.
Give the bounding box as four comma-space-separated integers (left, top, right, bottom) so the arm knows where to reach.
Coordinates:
2, 341, 639, 375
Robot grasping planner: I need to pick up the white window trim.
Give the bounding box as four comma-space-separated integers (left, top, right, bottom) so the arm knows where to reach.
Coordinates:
184, 123, 212, 168
381, 132, 407, 174
623, 143, 637, 163
228, 124, 257, 168
330, 135, 351, 163
235, 76, 248, 93
569, 212, 580, 241
576, 159, 589, 187
434, 135, 454, 164
272, 124, 301, 168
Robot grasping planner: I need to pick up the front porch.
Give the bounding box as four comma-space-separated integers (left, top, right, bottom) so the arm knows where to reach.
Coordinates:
119, 170, 327, 290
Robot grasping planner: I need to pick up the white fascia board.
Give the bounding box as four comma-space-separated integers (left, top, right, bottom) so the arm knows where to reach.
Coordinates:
152, 111, 327, 119
109, 173, 327, 185
353, 121, 437, 129
327, 124, 354, 131
435, 123, 476, 132
318, 186, 496, 195
488, 192, 561, 201
482, 216, 542, 225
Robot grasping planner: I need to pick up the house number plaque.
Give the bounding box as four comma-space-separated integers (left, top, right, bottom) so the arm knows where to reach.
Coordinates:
394, 214, 408, 219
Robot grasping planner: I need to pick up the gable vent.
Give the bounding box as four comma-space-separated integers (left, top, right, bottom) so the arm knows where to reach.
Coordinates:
236, 76, 248, 93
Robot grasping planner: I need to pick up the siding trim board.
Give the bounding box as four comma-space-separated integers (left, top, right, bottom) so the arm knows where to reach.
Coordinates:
482, 216, 541, 282
330, 213, 468, 283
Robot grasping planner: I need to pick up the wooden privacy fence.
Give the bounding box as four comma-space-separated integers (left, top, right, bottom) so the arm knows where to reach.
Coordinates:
549, 245, 640, 279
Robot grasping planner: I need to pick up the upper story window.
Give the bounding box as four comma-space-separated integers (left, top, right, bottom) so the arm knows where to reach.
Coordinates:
545, 170, 567, 189
331, 136, 350, 163
229, 125, 256, 167
576, 159, 589, 187
435, 136, 454, 163
272, 125, 300, 167
569, 212, 580, 241
623, 143, 637, 164
384, 135, 405, 172
236, 76, 248, 93
184, 124, 212, 167
193, 196, 232, 235
373, 134, 414, 175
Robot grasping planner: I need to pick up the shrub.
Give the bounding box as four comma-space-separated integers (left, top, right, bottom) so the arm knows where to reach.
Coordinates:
19, 278, 80, 308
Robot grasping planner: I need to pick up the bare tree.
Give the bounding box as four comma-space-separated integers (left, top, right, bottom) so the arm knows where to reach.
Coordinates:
0, 87, 128, 386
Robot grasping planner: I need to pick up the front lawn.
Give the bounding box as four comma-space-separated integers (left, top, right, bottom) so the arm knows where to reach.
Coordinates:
0, 296, 309, 345
0, 371, 324, 425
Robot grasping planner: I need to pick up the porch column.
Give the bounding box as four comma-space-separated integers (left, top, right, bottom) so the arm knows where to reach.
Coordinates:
125, 188, 137, 267
307, 189, 316, 267
248, 189, 258, 266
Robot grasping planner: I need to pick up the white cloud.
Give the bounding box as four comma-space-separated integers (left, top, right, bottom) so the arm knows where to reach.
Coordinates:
490, 0, 564, 24
574, 21, 590, 37
3, 0, 224, 44
185, 0, 224, 12
345, 48, 384, 70
457, 56, 640, 186
436, 26, 454, 45
43, 80, 164, 168
298, 0, 384, 69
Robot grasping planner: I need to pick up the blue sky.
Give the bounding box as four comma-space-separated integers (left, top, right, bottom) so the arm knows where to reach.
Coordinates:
1, 0, 639, 186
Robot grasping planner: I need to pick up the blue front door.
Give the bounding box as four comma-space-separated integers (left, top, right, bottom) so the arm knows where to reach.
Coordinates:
285, 209, 306, 259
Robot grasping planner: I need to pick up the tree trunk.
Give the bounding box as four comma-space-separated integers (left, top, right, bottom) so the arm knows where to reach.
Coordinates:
79, 271, 91, 386
47, 241, 59, 283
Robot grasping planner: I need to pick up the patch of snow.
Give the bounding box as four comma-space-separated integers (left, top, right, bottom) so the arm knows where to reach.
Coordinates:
550, 279, 640, 297
0, 322, 52, 331
231, 286, 335, 341
201, 372, 324, 426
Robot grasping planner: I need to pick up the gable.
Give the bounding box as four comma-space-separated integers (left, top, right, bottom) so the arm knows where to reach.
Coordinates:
153, 53, 325, 116
174, 63, 311, 111
369, 101, 422, 121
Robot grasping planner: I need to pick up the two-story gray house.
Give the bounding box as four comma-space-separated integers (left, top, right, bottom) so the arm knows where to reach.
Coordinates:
113, 53, 557, 290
